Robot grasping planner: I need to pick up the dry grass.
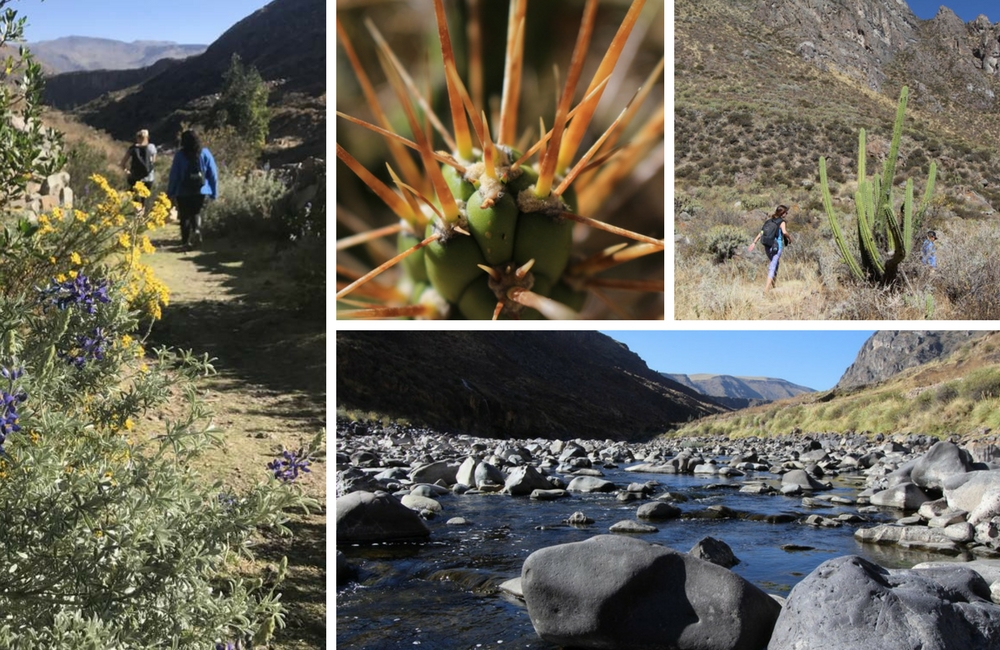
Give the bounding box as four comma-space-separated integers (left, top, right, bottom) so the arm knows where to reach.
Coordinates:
673, 333, 1000, 439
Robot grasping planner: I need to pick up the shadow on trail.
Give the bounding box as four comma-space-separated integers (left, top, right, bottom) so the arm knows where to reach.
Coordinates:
147, 232, 325, 410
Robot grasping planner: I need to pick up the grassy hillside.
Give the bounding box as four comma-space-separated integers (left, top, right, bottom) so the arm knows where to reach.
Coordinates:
674, 0, 1000, 320
671, 332, 1000, 439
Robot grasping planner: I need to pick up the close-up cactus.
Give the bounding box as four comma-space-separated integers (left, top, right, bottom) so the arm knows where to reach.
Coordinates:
819, 86, 937, 286
336, 0, 664, 319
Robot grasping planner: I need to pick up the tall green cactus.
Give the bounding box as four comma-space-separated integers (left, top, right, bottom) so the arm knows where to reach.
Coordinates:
819, 86, 937, 285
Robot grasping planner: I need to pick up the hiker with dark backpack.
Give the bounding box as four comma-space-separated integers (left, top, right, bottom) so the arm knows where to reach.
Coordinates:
121, 129, 157, 207
748, 204, 792, 291
167, 129, 219, 250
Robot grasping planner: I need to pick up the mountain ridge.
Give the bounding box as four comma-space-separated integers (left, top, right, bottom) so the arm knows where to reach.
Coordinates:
28, 36, 206, 73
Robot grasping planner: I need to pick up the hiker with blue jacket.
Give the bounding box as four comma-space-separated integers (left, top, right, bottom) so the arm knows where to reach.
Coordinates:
167, 129, 219, 249
747, 204, 791, 291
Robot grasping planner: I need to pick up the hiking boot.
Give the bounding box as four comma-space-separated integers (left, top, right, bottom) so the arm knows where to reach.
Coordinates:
191, 230, 203, 247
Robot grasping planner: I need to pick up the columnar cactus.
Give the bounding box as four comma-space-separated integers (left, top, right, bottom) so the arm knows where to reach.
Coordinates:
819, 86, 937, 285
336, 0, 665, 319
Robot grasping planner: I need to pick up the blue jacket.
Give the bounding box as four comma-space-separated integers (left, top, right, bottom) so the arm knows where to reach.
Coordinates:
167, 148, 219, 200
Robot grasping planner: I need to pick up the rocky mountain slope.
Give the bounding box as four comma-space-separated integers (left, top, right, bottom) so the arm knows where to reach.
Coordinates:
677, 331, 1000, 439
674, 0, 1000, 214
337, 332, 725, 441
62, 0, 324, 161
28, 37, 205, 73
836, 330, 988, 389
662, 373, 815, 409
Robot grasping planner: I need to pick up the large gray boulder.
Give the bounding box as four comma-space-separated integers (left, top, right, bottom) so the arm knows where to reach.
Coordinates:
409, 460, 458, 485
781, 469, 831, 491
521, 535, 780, 650
911, 442, 976, 491
946, 470, 1000, 520
336, 490, 431, 543
504, 465, 553, 496
474, 461, 507, 489
768, 555, 1000, 650
870, 482, 931, 510
567, 476, 617, 493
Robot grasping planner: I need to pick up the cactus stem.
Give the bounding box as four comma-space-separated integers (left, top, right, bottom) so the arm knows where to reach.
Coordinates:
337, 20, 427, 194
335, 111, 467, 174
507, 288, 579, 320
335, 232, 441, 301
466, 0, 484, 114
569, 242, 664, 276
557, 0, 647, 174
499, 0, 527, 145
339, 304, 436, 319
336, 223, 404, 251
559, 211, 665, 247
336, 144, 417, 225
374, 46, 460, 223
364, 18, 457, 153
535, 0, 599, 199
555, 83, 634, 196
583, 277, 665, 292
432, 0, 474, 160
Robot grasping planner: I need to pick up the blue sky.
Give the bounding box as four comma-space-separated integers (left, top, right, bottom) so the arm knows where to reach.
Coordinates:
14, 0, 271, 44
908, 0, 998, 22
600, 331, 876, 391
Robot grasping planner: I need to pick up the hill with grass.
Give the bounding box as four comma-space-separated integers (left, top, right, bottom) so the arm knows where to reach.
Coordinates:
673, 331, 1000, 440
674, 0, 1000, 320
337, 331, 724, 441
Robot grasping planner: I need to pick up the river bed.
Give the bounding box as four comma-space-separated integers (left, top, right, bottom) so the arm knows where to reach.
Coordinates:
336, 465, 956, 649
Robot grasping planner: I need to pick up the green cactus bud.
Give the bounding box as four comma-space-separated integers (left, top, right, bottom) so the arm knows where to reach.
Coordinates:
505, 164, 539, 196
467, 190, 518, 266
513, 213, 574, 286
424, 224, 487, 304
398, 228, 428, 283
457, 275, 499, 320
443, 164, 475, 202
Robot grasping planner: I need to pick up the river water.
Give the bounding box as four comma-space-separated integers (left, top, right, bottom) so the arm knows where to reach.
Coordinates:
336, 465, 954, 649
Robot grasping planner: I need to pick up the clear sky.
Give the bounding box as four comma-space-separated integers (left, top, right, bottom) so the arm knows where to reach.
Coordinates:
14, 0, 272, 44
600, 330, 877, 392
908, 0, 998, 23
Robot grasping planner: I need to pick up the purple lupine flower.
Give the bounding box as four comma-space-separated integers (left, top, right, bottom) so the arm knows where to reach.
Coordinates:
0, 366, 27, 451
58, 328, 108, 369
267, 448, 311, 482
39, 274, 111, 314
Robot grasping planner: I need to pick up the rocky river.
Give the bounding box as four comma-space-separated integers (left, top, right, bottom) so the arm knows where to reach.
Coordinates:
336, 422, 1000, 649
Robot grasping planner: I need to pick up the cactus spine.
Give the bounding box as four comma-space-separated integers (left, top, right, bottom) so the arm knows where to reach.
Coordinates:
819, 86, 937, 285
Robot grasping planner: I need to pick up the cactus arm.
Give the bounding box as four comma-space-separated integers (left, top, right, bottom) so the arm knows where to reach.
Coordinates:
820, 157, 865, 280
903, 179, 914, 256
856, 179, 885, 278
915, 161, 937, 228
880, 86, 908, 209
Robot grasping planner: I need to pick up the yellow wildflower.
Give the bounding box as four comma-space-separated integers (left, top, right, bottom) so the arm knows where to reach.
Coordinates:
68, 270, 78, 280
38, 214, 50, 226
49, 256, 57, 265
51, 206, 63, 221
70, 251, 82, 265
118, 233, 131, 249
133, 182, 151, 199
120, 334, 133, 347
124, 418, 134, 431
74, 210, 87, 223
139, 363, 149, 373
141, 235, 155, 254
55, 273, 67, 283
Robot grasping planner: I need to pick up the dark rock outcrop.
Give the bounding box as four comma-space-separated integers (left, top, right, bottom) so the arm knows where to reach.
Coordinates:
836, 331, 986, 389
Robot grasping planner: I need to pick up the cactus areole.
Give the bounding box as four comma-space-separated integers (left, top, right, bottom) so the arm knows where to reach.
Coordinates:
336, 0, 666, 320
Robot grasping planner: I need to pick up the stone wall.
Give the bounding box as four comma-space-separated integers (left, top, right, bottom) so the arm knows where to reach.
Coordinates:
5, 115, 73, 219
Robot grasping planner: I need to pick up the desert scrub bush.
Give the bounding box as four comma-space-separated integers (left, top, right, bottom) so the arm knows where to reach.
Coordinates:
5, 175, 172, 322
336, 0, 664, 319
959, 368, 1000, 402
0, 208, 319, 648
704, 224, 747, 262
200, 170, 286, 238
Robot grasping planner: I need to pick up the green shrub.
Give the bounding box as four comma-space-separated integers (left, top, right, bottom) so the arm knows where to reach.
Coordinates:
200, 171, 286, 238
959, 369, 1000, 402
705, 225, 748, 263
